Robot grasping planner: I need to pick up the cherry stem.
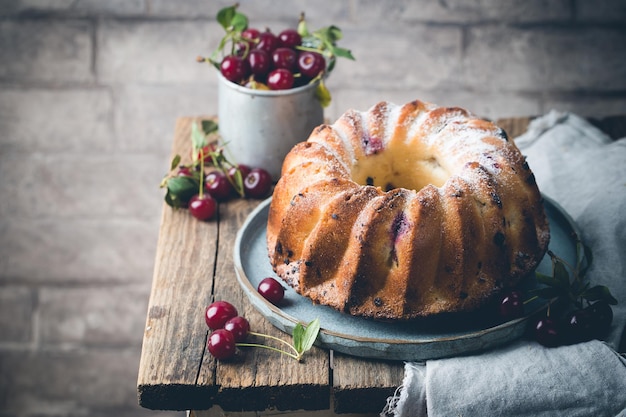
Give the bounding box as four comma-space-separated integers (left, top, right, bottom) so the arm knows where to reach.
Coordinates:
235, 342, 301, 361
248, 331, 300, 356
523, 295, 539, 305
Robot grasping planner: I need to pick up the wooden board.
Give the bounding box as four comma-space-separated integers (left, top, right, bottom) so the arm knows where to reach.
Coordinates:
138, 114, 625, 413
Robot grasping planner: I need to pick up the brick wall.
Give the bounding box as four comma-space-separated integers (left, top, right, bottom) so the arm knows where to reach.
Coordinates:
0, 1, 624, 416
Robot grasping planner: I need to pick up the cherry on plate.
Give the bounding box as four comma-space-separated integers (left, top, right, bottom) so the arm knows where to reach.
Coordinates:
497, 289, 524, 321
205, 301, 238, 330
208, 329, 236, 360
258, 277, 285, 305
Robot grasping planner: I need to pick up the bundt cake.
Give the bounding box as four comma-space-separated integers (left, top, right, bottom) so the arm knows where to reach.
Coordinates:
266, 99, 550, 320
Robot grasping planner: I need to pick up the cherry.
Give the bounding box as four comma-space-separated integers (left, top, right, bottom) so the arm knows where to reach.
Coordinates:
224, 316, 250, 342
205, 301, 238, 330
220, 55, 250, 83
564, 309, 594, 344
244, 168, 273, 198
228, 164, 252, 182
588, 301, 613, 337
247, 49, 271, 77
205, 171, 234, 201
177, 166, 193, 177
298, 51, 325, 79
277, 29, 302, 49
208, 329, 237, 360
188, 194, 217, 221
242, 28, 261, 41
267, 68, 294, 90
255, 31, 279, 54
498, 289, 524, 322
534, 317, 561, 348
258, 277, 285, 305
271, 47, 298, 71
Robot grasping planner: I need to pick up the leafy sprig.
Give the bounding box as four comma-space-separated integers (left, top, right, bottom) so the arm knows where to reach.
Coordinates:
159, 120, 246, 208
238, 318, 321, 361
529, 236, 617, 309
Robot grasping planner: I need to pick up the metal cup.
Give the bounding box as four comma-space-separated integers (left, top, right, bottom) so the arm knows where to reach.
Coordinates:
218, 73, 324, 180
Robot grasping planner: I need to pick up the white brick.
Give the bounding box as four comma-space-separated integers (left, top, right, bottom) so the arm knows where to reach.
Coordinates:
329, 26, 462, 90
463, 26, 626, 92
97, 20, 222, 83
113, 83, 218, 154
0, 19, 93, 83
0, 217, 159, 283
38, 284, 150, 347
0, 88, 114, 152
353, 0, 572, 25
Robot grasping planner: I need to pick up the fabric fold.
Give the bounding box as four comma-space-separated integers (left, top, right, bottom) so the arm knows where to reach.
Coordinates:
383, 111, 626, 417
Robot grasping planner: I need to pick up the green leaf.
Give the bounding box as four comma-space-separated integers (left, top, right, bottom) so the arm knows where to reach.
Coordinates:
331, 46, 355, 60
166, 175, 198, 207
292, 323, 305, 353
201, 120, 219, 135
582, 285, 618, 305
300, 318, 321, 353
169, 154, 182, 171
230, 12, 248, 32
315, 80, 332, 108
553, 259, 570, 288
216, 5, 237, 30
191, 122, 208, 154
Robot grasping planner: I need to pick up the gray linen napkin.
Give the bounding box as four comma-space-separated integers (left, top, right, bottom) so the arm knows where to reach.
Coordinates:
383, 111, 626, 417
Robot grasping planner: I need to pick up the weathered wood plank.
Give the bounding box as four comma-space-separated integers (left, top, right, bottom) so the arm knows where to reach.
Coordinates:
196, 197, 331, 411
331, 352, 403, 414
138, 119, 220, 410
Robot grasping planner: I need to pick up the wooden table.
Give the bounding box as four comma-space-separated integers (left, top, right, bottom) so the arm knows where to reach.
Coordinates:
137, 114, 625, 415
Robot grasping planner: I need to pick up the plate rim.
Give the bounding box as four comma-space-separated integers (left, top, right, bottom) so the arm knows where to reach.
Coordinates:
233, 194, 580, 357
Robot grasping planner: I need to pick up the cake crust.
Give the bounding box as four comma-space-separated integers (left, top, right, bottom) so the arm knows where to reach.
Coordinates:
267, 100, 550, 320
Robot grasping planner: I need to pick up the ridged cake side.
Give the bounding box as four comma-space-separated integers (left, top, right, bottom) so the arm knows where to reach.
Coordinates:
267, 99, 550, 319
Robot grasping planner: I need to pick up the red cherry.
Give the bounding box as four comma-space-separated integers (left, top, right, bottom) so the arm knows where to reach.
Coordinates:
535, 317, 561, 348
228, 164, 252, 182
205, 171, 234, 202
244, 168, 272, 198
220, 55, 250, 83
258, 277, 285, 305
188, 194, 217, 221
224, 316, 250, 342
298, 51, 325, 79
208, 329, 236, 360
271, 47, 298, 71
242, 28, 261, 42
177, 166, 193, 177
498, 289, 524, 321
205, 301, 238, 330
247, 49, 271, 77
267, 68, 294, 90
255, 31, 279, 54
277, 29, 302, 49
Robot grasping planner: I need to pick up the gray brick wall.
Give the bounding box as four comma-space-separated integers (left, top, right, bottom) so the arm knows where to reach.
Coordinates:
0, 0, 624, 416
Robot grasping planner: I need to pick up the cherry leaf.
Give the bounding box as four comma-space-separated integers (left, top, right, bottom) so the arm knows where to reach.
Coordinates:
201, 120, 219, 135
300, 318, 321, 353
582, 285, 618, 305
292, 323, 305, 353
315, 80, 332, 108
191, 122, 208, 156
169, 154, 182, 171
216, 5, 238, 30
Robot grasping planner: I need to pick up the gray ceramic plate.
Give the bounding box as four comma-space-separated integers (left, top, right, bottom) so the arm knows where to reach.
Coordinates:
233, 196, 579, 361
